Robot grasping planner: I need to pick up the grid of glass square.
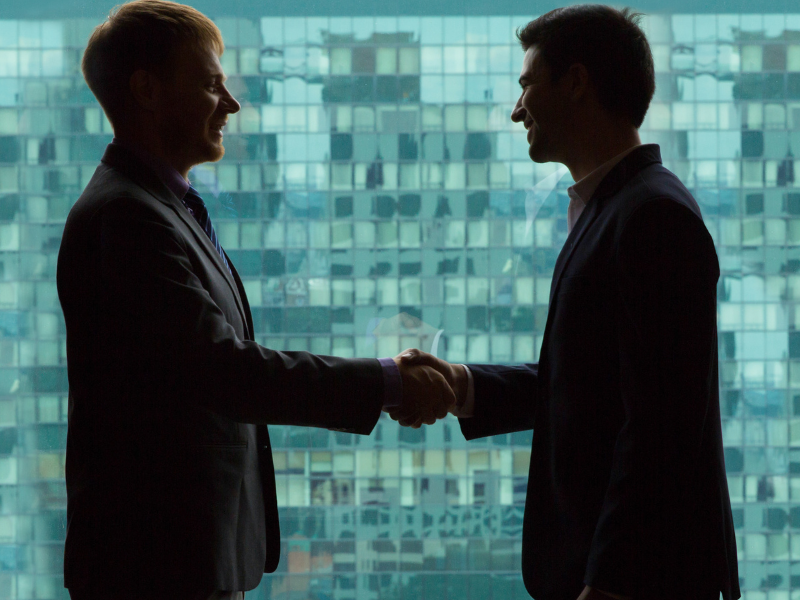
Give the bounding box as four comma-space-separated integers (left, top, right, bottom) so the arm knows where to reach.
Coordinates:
2, 10, 800, 600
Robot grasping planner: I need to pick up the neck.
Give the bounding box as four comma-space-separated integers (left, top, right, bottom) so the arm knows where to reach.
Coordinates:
114, 127, 191, 181
563, 123, 641, 182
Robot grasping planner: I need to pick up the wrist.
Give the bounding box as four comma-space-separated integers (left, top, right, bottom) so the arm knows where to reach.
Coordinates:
450, 364, 468, 409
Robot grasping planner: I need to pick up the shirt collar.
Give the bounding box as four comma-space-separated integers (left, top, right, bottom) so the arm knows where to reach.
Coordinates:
567, 144, 642, 206
111, 138, 190, 200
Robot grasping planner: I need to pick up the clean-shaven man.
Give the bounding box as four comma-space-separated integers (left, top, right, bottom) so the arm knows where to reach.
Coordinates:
57, 2, 453, 599
395, 6, 739, 600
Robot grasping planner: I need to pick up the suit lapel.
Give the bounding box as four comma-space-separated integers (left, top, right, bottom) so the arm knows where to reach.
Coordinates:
548, 199, 603, 306
537, 199, 602, 385
101, 143, 250, 332
170, 204, 250, 332
538, 144, 664, 376
547, 145, 663, 305
226, 252, 254, 341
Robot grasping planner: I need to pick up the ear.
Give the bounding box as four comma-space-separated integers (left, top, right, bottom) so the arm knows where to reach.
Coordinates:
129, 69, 160, 111
565, 63, 591, 101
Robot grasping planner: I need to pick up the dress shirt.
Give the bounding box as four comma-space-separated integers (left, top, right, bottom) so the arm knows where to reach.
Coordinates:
455, 145, 641, 418
378, 357, 402, 411
566, 145, 641, 233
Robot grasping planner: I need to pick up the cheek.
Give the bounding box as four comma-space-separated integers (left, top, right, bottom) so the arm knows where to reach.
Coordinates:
521, 99, 537, 121
521, 91, 539, 113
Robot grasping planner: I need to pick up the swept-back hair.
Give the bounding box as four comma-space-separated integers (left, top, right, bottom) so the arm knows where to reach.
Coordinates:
82, 0, 224, 126
517, 5, 655, 128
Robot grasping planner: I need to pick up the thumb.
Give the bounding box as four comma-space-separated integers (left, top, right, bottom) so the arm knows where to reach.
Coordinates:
398, 348, 425, 364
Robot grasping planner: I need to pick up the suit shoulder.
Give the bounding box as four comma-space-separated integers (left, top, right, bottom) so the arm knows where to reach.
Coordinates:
609, 164, 717, 261
615, 163, 704, 227
614, 170, 719, 278
67, 163, 170, 228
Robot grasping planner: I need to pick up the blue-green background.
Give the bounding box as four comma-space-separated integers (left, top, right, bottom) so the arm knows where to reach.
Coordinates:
0, 1, 793, 598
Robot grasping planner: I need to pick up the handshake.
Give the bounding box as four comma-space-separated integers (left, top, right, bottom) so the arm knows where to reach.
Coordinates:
387, 349, 468, 429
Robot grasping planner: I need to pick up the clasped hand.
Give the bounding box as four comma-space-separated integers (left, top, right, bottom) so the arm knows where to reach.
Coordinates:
388, 349, 467, 428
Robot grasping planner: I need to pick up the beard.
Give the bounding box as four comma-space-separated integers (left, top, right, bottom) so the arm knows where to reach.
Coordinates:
160, 121, 225, 167
204, 136, 225, 163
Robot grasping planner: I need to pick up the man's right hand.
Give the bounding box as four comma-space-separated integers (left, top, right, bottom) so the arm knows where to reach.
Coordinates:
388, 354, 456, 428
387, 349, 469, 427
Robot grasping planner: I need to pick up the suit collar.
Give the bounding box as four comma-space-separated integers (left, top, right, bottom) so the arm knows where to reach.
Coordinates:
590, 143, 662, 203
547, 143, 663, 306
101, 143, 250, 337
110, 138, 190, 200
101, 142, 182, 208
568, 144, 642, 206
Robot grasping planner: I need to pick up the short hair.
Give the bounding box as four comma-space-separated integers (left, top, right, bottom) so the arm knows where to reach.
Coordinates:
516, 5, 655, 129
82, 0, 224, 126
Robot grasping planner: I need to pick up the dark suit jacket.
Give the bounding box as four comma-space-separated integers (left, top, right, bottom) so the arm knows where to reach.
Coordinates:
460, 145, 739, 600
57, 143, 385, 594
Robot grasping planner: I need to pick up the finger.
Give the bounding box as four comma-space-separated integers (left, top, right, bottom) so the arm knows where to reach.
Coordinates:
434, 401, 448, 421
388, 406, 417, 422
391, 410, 419, 426
398, 413, 421, 427
398, 348, 423, 364
429, 369, 457, 409
392, 406, 422, 426
442, 375, 457, 408
415, 367, 446, 422
386, 410, 403, 422
432, 395, 448, 421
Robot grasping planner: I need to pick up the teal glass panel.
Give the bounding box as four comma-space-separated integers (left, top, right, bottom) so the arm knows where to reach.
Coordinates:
3, 1, 800, 598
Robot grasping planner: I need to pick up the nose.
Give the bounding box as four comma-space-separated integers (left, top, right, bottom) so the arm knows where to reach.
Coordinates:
510, 96, 525, 123
221, 85, 241, 114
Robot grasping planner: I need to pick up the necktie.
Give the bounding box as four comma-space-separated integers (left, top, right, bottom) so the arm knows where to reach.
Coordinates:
182, 186, 232, 275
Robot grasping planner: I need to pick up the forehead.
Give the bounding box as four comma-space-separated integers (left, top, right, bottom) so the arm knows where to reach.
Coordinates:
173, 43, 224, 77
519, 46, 543, 79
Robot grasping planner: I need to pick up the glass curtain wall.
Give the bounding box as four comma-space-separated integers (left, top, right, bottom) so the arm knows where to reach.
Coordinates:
0, 2, 799, 599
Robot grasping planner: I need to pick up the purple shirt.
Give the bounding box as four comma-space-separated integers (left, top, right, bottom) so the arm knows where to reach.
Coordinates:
378, 357, 402, 411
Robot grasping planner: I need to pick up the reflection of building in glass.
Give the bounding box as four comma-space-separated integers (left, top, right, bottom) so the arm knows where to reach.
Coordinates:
3, 6, 800, 598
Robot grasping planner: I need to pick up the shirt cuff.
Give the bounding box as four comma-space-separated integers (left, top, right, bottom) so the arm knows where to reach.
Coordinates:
378, 357, 402, 412
450, 364, 475, 418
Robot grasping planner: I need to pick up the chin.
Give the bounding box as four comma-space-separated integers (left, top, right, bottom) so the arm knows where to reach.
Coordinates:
528, 146, 549, 164
210, 146, 225, 162
202, 141, 226, 164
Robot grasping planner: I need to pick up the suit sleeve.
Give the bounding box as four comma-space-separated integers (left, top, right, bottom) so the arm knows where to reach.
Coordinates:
457, 363, 538, 439
96, 196, 383, 433
584, 198, 720, 594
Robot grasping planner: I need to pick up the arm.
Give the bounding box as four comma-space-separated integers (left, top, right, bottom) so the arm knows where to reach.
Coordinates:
584, 198, 719, 595
458, 363, 538, 439
392, 351, 537, 439
97, 196, 384, 431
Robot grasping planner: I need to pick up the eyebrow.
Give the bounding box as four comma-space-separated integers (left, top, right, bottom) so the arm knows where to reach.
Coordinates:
208, 72, 228, 84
